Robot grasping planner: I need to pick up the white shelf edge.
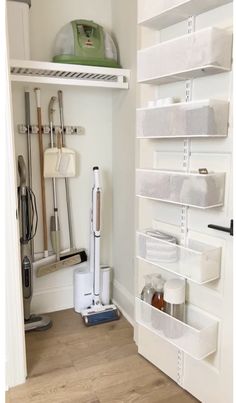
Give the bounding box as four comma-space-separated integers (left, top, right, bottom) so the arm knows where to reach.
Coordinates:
136, 317, 217, 361
10, 59, 130, 89
10, 74, 129, 89
136, 194, 224, 210
136, 98, 229, 111
136, 168, 225, 177
136, 256, 220, 285
138, 65, 230, 86
137, 135, 227, 139
137, 321, 217, 360
138, 0, 232, 30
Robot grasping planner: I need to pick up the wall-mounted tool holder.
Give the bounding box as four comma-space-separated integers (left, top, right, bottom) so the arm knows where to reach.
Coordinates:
17, 124, 85, 136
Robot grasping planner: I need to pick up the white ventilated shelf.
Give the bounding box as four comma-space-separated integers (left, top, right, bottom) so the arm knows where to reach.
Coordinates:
10, 59, 130, 89
137, 231, 221, 284
138, 0, 232, 30
138, 27, 232, 85
136, 298, 218, 360
137, 99, 229, 139
136, 169, 225, 209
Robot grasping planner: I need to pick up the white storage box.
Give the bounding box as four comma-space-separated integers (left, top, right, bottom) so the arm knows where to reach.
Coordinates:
137, 100, 229, 138
138, 0, 231, 30
136, 298, 218, 360
7, 0, 31, 60
136, 169, 225, 209
137, 231, 221, 283
138, 27, 232, 85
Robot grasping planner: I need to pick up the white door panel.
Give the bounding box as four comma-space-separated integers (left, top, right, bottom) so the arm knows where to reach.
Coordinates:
137, 2, 233, 402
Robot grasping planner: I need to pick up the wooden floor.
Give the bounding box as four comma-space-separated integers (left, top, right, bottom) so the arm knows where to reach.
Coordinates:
6, 309, 198, 403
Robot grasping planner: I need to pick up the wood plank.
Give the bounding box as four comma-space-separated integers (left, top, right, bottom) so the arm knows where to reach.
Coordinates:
6, 309, 199, 403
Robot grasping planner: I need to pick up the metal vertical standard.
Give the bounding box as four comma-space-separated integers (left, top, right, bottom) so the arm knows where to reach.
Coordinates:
178, 15, 196, 387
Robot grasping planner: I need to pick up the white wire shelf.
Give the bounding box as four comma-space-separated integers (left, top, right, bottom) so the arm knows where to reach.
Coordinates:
10, 59, 130, 89
138, 0, 232, 30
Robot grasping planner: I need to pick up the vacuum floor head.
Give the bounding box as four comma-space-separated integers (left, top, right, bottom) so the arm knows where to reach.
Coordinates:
24, 314, 52, 332
82, 304, 120, 326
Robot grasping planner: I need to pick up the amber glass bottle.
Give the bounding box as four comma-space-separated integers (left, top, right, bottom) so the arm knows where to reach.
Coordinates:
151, 277, 165, 311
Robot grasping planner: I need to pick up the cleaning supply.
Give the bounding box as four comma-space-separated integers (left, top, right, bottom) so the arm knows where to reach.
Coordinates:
151, 275, 165, 311
163, 279, 185, 338
100, 266, 111, 305
145, 229, 178, 263
34, 88, 48, 258
48, 96, 61, 261
53, 20, 120, 68
18, 155, 52, 332
141, 274, 156, 304
151, 275, 165, 330
74, 263, 93, 313
36, 93, 87, 277
44, 128, 76, 178
57, 90, 82, 259
81, 167, 120, 326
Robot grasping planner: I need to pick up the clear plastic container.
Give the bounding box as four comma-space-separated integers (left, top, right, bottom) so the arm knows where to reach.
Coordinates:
137, 231, 222, 284
136, 298, 218, 360
136, 169, 225, 209
137, 27, 232, 85
137, 100, 229, 139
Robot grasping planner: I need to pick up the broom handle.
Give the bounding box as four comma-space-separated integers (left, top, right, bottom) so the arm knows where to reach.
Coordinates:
58, 90, 74, 250
34, 88, 48, 257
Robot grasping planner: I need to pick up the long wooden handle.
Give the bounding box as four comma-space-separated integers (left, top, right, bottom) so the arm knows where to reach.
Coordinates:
35, 88, 48, 256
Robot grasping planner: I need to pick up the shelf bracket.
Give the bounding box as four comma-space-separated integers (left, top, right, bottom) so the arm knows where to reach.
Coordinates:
181, 16, 196, 248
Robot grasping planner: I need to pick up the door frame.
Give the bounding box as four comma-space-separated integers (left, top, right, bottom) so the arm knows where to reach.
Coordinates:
4, 1, 27, 389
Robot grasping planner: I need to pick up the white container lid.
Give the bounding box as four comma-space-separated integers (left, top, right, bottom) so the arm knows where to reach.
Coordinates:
164, 279, 185, 304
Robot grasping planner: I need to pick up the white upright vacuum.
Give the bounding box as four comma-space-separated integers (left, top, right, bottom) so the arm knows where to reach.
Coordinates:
80, 167, 120, 326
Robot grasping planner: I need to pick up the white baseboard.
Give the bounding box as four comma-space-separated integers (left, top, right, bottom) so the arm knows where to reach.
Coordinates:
112, 279, 135, 327
31, 279, 136, 331
31, 285, 74, 314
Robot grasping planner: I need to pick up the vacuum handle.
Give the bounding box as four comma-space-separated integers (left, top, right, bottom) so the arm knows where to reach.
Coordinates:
96, 191, 101, 232
25, 89, 31, 126
22, 256, 32, 297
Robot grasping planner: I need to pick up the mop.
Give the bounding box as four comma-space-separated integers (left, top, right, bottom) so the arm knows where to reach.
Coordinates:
81, 167, 120, 326
36, 95, 87, 277
18, 155, 52, 331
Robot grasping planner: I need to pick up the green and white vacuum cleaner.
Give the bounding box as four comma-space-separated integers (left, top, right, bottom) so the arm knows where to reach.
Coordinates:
53, 20, 120, 68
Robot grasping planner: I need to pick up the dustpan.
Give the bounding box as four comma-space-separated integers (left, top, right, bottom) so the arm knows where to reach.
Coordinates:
44, 130, 76, 178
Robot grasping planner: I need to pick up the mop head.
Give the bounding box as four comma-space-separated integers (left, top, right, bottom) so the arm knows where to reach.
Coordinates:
81, 304, 120, 326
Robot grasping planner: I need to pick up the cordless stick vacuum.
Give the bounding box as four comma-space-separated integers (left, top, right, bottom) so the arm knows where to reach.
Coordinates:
18, 155, 52, 332
81, 167, 120, 326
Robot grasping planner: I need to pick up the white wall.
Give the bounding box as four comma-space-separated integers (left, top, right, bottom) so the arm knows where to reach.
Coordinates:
11, 0, 114, 313
111, 0, 137, 320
